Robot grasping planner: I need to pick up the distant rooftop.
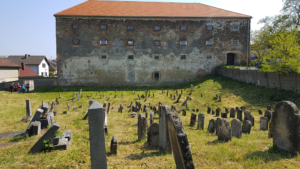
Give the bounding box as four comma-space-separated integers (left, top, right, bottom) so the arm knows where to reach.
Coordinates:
7, 55, 47, 65
0, 58, 20, 68
54, 0, 251, 18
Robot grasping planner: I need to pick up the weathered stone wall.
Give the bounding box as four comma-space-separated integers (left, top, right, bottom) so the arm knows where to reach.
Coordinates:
56, 17, 250, 86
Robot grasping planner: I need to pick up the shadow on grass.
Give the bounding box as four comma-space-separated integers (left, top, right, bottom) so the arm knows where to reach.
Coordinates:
118, 140, 136, 145
125, 151, 161, 160
244, 147, 296, 162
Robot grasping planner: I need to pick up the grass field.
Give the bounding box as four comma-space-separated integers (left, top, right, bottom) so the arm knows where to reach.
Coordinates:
0, 75, 300, 169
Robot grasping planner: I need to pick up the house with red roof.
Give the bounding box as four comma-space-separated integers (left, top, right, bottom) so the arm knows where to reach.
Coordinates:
54, 0, 252, 86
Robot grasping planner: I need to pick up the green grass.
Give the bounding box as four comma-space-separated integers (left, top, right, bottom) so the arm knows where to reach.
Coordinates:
0, 75, 300, 168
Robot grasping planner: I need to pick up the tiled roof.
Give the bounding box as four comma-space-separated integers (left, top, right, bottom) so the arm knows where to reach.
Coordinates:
7, 55, 46, 65
19, 65, 39, 77
48, 60, 57, 71
54, 1, 251, 18
0, 58, 20, 68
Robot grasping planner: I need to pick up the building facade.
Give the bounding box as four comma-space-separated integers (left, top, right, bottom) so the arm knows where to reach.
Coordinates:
55, 1, 251, 86
0, 58, 20, 83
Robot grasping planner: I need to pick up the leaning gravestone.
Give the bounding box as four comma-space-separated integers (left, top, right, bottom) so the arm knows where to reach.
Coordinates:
272, 101, 300, 154
231, 119, 242, 138
218, 119, 231, 142
147, 123, 159, 148
88, 102, 107, 169
208, 119, 216, 134
26, 108, 44, 136
197, 113, 204, 130
230, 108, 236, 118
159, 106, 172, 153
242, 120, 252, 134
190, 113, 197, 127
167, 111, 194, 169
260, 117, 268, 131
138, 114, 147, 140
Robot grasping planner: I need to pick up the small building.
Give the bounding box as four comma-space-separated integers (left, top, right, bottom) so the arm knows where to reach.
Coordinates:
7, 54, 50, 77
0, 58, 20, 83
48, 59, 57, 76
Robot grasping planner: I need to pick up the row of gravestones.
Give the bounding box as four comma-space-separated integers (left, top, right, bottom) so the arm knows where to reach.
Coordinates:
20, 99, 72, 153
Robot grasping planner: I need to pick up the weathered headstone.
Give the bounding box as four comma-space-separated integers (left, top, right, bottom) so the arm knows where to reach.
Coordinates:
197, 113, 204, 130
138, 114, 147, 140
147, 123, 159, 148
208, 119, 215, 134
191, 84, 193, 92
216, 109, 220, 116
110, 135, 117, 155
219, 96, 221, 102
242, 120, 252, 134
260, 117, 268, 131
182, 109, 186, 116
237, 109, 243, 121
212, 110, 215, 115
207, 106, 211, 114
176, 94, 181, 103
150, 112, 154, 125
159, 106, 172, 153
218, 119, 231, 142
258, 109, 263, 115
244, 111, 251, 121
221, 112, 228, 118
264, 110, 272, 122
26, 99, 32, 116
248, 114, 255, 126
88, 102, 107, 169
230, 108, 236, 118
190, 113, 197, 126
215, 117, 222, 135
167, 112, 194, 169
231, 119, 242, 138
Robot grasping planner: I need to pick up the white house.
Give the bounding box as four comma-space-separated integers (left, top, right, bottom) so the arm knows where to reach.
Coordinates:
7, 54, 50, 77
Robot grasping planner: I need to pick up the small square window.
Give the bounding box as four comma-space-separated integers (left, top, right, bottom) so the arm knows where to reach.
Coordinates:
181, 55, 186, 60
154, 72, 160, 80
154, 26, 160, 31
181, 26, 187, 31
154, 40, 161, 46
232, 40, 239, 46
127, 25, 134, 30
72, 24, 79, 29
72, 39, 80, 45
207, 25, 213, 31
128, 55, 134, 60
232, 26, 239, 31
127, 40, 134, 46
101, 55, 107, 59
42, 63, 46, 68
100, 25, 107, 30
206, 40, 213, 46
154, 56, 159, 60
207, 55, 212, 59
100, 40, 107, 45
180, 41, 187, 46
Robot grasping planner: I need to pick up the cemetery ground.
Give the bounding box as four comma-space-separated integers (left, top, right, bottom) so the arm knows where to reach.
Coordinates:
0, 75, 300, 168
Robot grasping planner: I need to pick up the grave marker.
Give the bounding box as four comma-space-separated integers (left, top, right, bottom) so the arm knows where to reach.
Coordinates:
197, 113, 204, 130
218, 119, 231, 142
110, 135, 117, 155
159, 106, 172, 153
260, 117, 268, 131
26, 99, 32, 116
138, 114, 147, 140
147, 123, 159, 148
208, 119, 215, 134
190, 113, 197, 126
231, 119, 242, 138
230, 108, 236, 118
242, 120, 252, 134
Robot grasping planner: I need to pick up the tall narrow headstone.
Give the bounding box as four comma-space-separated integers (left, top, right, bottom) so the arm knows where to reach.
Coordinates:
190, 113, 197, 126
260, 117, 268, 131
150, 112, 154, 125
264, 110, 272, 122
138, 114, 147, 140
237, 109, 243, 121
215, 118, 222, 135
110, 135, 117, 155
207, 106, 211, 114
167, 112, 194, 169
88, 102, 107, 169
176, 94, 181, 103
231, 119, 242, 138
191, 84, 193, 92
77, 93, 80, 101
197, 113, 204, 130
248, 114, 255, 126
26, 99, 32, 116
208, 119, 215, 134
159, 106, 172, 153
230, 108, 236, 118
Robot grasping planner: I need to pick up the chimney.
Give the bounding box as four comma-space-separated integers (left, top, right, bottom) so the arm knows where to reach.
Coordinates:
21, 63, 25, 71
25, 54, 28, 59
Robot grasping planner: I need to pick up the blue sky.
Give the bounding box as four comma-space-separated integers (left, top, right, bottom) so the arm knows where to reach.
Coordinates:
0, 0, 283, 59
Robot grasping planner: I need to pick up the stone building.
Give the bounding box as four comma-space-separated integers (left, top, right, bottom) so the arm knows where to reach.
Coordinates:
54, 0, 251, 86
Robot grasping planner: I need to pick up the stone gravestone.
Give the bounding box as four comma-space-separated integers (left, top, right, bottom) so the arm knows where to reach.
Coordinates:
231, 119, 242, 138
110, 135, 117, 155
221, 112, 228, 118
191, 84, 193, 92
208, 119, 216, 134
215, 109, 220, 117
77, 93, 80, 101
244, 111, 251, 121
237, 109, 243, 121
272, 101, 300, 154
242, 120, 252, 134
248, 114, 255, 126
150, 112, 154, 125
258, 110, 263, 115
26, 99, 32, 116
260, 117, 268, 131
159, 106, 172, 153
88, 102, 107, 169
207, 106, 211, 114
264, 110, 272, 122
176, 94, 181, 103
215, 118, 222, 135
197, 113, 204, 130
190, 113, 197, 126
147, 123, 159, 149
138, 114, 147, 140
167, 111, 195, 169
182, 109, 186, 116
218, 119, 231, 142
211, 110, 215, 115
230, 108, 236, 118
225, 108, 228, 114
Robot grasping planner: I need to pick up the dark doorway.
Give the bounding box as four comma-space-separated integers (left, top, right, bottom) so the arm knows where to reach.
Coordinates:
154, 72, 160, 80
227, 53, 235, 65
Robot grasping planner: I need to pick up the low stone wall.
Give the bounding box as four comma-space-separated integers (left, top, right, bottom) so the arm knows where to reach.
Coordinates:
217, 67, 299, 92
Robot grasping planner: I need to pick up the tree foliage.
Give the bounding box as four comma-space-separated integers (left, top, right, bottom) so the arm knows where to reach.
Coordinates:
260, 29, 300, 74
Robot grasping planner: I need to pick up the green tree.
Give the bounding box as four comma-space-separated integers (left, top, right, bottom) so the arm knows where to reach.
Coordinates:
260, 29, 300, 74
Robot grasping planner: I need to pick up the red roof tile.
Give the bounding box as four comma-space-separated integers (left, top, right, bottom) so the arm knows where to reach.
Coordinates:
54, 1, 251, 18
0, 58, 20, 68
19, 65, 39, 77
